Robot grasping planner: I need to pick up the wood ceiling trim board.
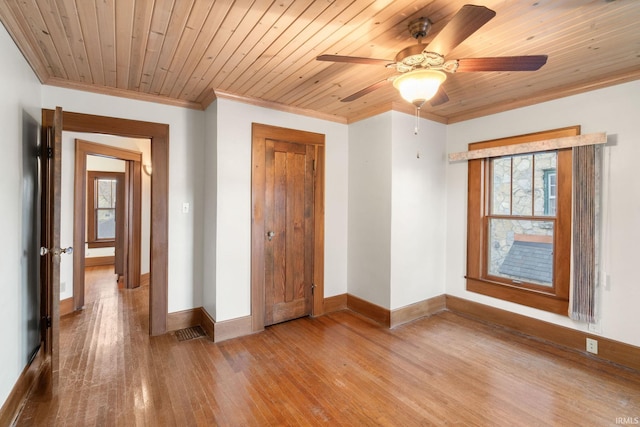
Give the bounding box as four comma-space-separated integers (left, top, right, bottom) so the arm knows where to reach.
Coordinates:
0, 2, 50, 81
229, 0, 336, 97
175, 1, 252, 100
219, 0, 318, 95
34, 0, 80, 81
138, 0, 175, 94
166, 1, 235, 99
128, 0, 155, 90
339, 102, 393, 125
242, 0, 379, 100
45, 76, 204, 110
195, 0, 302, 102
11, 0, 66, 79
213, 0, 309, 94
296, 69, 396, 112
115, 0, 135, 89
75, 0, 105, 85
157, 0, 215, 97
148, 0, 194, 95
95, 0, 117, 87
273, 0, 423, 106
257, 0, 400, 103
212, 89, 347, 124
180, 0, 275, 102
54, 0, 92, 83
248, 0, 391, 101
204, 0, 291, 91
447, 68, 640, 125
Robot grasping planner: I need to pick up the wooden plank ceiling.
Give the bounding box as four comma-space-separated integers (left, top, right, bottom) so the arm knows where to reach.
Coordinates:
1, 0, 639, 124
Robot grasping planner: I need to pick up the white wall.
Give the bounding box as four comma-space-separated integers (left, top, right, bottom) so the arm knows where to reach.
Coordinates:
390, 111, 447, 310
445, 80, 640, 347
348, 113, 392, 308
206, 98, 349, 321
42, 86, 206, 313
0, 21, 43, 408
347, 111, 448, 310
202, 102, 218, 318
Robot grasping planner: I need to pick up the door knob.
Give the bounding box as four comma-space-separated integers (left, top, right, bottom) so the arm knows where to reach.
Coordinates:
40, 246, 73, 256
266, 231, 275, 241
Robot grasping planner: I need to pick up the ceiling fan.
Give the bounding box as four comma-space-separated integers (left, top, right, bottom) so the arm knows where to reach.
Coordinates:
317, 4, 548, 108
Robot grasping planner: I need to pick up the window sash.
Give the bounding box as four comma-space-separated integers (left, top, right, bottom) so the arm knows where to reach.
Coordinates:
87, 171, 122, 248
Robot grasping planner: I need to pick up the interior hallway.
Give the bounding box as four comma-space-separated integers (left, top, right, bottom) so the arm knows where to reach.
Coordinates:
15, 266, 640, 425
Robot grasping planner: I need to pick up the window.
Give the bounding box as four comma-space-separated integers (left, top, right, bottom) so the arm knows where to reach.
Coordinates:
466, 127, 579, 315
87, 171, 122, 248
543, 169, 557, 216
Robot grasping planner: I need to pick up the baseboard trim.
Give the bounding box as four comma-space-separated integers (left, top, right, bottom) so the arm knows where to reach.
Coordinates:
199, 308, 215, 340
167, 308, 202, 332
390, 294, 447, 328
446, 295, 640, 372
84, 256, 114, 267
347, 294, 390, 327
60, 297, 74, 317
0, 346, 46, 427
165, 296, 640, 372
166, 307, 252, 343
140, 273, 150, 287
213, 316, 253, 343
323, 294, 347, 313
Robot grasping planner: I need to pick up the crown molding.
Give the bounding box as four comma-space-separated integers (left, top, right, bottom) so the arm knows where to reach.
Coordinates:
44, 77, 204, 110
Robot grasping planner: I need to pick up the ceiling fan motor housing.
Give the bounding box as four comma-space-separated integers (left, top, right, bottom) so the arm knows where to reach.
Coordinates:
408, 17, 432, 39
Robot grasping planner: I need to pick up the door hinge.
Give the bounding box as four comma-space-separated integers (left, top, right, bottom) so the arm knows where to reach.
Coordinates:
312, 159, 316, 173
311, 283, 315, 295
39, 146, 53, 159
42, 316, 52, 329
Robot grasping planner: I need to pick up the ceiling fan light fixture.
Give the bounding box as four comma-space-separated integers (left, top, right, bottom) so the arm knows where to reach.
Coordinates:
393, 69, 447, 107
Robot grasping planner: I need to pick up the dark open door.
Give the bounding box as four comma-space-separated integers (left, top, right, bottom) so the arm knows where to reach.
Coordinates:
40, 106, 65, 389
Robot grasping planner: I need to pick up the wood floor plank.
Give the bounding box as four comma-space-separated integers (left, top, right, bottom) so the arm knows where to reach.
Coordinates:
16, 266, 640, 426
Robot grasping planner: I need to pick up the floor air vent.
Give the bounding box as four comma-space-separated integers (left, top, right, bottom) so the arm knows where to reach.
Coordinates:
175, 325, 206, 341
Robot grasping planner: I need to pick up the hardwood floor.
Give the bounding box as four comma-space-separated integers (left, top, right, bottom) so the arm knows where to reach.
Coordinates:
17, 266, 640, 426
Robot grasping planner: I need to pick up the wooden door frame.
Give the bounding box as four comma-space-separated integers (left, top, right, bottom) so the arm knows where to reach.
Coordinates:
251, 123, 325, 333
74, 140, 142, 310
43, 109, 169, 336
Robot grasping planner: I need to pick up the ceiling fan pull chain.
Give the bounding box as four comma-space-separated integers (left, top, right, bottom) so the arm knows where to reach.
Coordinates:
414, 107, 420, 135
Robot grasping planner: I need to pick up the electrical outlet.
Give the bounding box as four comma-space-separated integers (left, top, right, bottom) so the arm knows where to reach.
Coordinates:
586, 338, 598, 354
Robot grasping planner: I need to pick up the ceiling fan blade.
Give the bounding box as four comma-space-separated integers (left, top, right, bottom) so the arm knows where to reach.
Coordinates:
430, 87, 449, 107
317, 54, 393, 66
341, 79, 391, 102
427, 5, 496, 56
456, 55, 548, 72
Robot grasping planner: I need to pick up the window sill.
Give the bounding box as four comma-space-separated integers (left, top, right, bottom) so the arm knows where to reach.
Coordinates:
466, 277, 568, 315
87, 240, 115, 249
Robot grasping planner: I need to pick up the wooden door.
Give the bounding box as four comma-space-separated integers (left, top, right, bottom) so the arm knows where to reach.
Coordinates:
40, 106, 63, 388
251, 123, 325, 333
264, 140, 316, 326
